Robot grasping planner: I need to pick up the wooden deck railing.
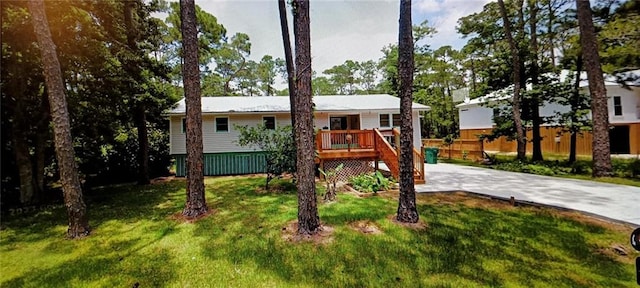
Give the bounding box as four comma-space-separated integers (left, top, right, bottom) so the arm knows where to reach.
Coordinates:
316, 130, 375, 152
413, 147, 425, 182
315, 129, 425, 183
373, 129, 399, 179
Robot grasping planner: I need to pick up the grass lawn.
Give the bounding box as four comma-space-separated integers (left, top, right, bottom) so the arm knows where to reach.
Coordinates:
1, 176, 637, 287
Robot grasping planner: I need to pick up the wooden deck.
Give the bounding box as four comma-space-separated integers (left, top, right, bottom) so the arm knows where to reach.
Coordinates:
315, 129, 425, 184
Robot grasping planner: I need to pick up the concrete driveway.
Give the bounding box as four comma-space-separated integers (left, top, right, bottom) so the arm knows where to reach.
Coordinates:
414, 163, 640, 226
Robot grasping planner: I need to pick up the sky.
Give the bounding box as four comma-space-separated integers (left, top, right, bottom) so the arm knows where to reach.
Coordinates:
187, 0, 492, 75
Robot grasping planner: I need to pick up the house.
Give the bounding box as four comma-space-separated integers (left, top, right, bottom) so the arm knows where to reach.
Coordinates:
457, 70, 640, 155
167, 94, 431, 180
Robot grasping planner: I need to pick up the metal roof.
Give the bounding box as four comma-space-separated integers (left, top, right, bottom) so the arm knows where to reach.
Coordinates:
167, 94, 431, 114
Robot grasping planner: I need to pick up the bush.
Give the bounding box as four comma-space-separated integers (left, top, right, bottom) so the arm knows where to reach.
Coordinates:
630, 159, 640, 178
235, 124, 296, 190
349, 171, 392, 193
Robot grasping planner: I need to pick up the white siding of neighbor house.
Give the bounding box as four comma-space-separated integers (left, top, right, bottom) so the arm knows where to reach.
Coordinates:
171, 109, 424, 154
606, 86, 640, 124
458, 86, 640, 131
459, 105, 494, 130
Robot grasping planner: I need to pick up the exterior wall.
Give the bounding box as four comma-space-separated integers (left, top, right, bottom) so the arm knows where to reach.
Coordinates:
171, 109, 425, 155
460, 123, 639, 156
458, 105, 494, 130
606, 86, 640, 124
170, 113, 291, 154
458, 86, 640, 130
174, 152, 267, 177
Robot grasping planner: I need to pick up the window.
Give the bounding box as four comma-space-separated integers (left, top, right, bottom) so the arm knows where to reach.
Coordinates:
392, 114, 401, 127
613, 96, 622, 116
181, 118, 186, 133
379, 114, 390, 127
263, 116, 276, 130
379, 113, 401, 127
215, 117, 229, 132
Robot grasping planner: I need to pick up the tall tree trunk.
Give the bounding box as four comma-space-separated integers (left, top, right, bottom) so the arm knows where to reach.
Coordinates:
498, 0, 527, 160
569, 56, 583, 163
135, 105, 150, 184
529, 0, 544, 161
576, 0, 612, 177
34, 125, 47, 202
28, 0, 89, 238
124, 1, 151, 185
547, 0, 556, 67
293, 0, 321, 235
180, 0, 208, 217
396, 0, 419, 223
12, 127, 35, 204
278, 0, 296, 127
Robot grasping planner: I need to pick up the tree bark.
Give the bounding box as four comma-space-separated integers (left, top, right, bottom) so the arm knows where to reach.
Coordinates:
28, 0, 89, 238
12, 127, 35, 204
34, 128, 47, 202
498, 0, 527, 161
293, 0, 321, 235
180, 0, 208, 217
135, 104, 150, 184
546, 0, 556, 67
529, 0, 544, 161
576, 0, 612, 177
124, 1, 151, 185
278, 0, 297, 127
569, 56, 583, 164
396, 0, 419, 223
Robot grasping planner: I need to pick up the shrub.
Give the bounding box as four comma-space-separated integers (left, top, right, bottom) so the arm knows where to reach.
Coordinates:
349, 171, 392, 193
630, 159, 640, 178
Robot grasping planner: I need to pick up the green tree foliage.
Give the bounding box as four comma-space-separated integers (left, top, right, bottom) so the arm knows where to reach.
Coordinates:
236, 125, 296, 190
415, 46, 465, 139
163, 1, 226, 75
1, 0, 175, 207
595, 0, 640, 72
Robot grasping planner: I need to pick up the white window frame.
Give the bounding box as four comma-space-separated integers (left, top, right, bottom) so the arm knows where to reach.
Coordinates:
613, 96, 623, 116
262, 115, 277, 130
379, 113, 401, 128
215, 116, 229, 133
181, 117, 186, 134
379, 113, 390, 128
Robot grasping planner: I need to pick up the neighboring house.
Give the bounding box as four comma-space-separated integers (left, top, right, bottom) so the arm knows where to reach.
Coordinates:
457, 70, 640, 155
167, 94, 430, 177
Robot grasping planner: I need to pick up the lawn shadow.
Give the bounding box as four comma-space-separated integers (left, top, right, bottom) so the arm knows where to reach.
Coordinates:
193, 180, 634, 287
2, 245, 176, 288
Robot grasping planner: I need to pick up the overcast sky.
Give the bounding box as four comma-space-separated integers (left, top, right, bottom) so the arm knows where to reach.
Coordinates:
189, 0, 491, 74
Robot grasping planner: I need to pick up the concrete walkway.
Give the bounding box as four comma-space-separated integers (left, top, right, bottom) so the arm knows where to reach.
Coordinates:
413, 163, 640, 225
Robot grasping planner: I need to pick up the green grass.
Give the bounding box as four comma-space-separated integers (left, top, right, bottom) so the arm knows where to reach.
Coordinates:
1, 176, 637, 287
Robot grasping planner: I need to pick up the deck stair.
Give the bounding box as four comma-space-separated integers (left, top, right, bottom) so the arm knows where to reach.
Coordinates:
316, 129, 425, 184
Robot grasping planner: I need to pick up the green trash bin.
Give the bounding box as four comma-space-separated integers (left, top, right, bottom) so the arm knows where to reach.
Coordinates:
425, 147, 439, 164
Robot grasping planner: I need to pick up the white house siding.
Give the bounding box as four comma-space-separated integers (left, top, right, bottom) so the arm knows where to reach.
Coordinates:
606, 86, 640, 124
458, 105, 494, 130
170, 113, 292, 155
457, 86, 640, 131
172, 110, 424, 154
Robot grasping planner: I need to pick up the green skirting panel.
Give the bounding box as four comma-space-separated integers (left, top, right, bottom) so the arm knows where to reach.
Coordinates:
173, 152, 267, 177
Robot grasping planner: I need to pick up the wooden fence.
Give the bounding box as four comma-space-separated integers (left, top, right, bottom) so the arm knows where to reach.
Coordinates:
422, 139, 484, 161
